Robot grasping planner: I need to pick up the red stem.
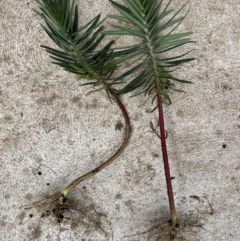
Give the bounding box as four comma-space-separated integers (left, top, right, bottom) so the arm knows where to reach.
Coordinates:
157, 89, 177, 225
60, 93, 130, 197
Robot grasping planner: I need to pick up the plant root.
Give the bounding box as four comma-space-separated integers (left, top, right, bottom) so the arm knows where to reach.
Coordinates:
147, 219, 204, 241
25, 193, 110, 237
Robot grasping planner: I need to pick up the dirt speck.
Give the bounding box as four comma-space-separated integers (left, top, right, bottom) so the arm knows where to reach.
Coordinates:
91, 98, 98, 108
36, 93, 58, 105
115, 204, 120, 211
42, 119, 55, 133
30, 227, 42, 239
221, 83, 232, 91
71, 221, 78, 230
0, 220, 6, 227
115, 193, 122, 199
147, 164, 153, 170
48, 93, 58, 104
2, 135, 19, 150
190, 195, 200, 201
176, 109, 184, 117
235, 165, 240, 171
85, 98, 98, 109
4, 115, 12, 121
71, 96, 82, 108
4, 193, 10, 199
26, 193, 33, 200
18, 211, 26, 221
115, 121, 124, 131
71, 96, 80, 103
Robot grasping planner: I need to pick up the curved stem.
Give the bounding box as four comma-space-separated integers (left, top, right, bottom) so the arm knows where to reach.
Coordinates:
60, 93, 130, 198
156, 86, 177, 225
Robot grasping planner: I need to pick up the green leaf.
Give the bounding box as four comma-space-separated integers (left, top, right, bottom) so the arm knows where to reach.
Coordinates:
110, 0, 147, 31
107, 25, 147, 37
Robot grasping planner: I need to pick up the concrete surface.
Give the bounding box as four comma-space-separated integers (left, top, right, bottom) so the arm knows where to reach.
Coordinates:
1, 0, 240, 240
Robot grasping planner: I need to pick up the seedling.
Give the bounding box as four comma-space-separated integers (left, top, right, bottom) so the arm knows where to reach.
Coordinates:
106, 0, 195, 237
33, 0, 131, 216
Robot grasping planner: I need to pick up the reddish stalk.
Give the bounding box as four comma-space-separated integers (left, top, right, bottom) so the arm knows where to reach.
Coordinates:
156, 87, 177, 225
60, 92, 130, 199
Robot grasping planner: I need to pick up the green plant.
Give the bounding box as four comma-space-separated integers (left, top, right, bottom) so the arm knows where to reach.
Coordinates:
34, 0, 131, 205
105, 0, 194, 230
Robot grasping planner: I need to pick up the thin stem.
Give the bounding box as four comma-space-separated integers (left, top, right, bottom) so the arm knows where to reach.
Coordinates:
60, 93, 130, 198
156, 86, 177, 225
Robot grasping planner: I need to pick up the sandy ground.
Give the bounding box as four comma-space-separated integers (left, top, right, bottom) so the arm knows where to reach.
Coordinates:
1, 0, 240, 240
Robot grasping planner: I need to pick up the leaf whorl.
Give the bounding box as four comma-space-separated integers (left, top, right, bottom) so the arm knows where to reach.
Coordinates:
34, 0, 121, 97
106, 0, 195, 103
